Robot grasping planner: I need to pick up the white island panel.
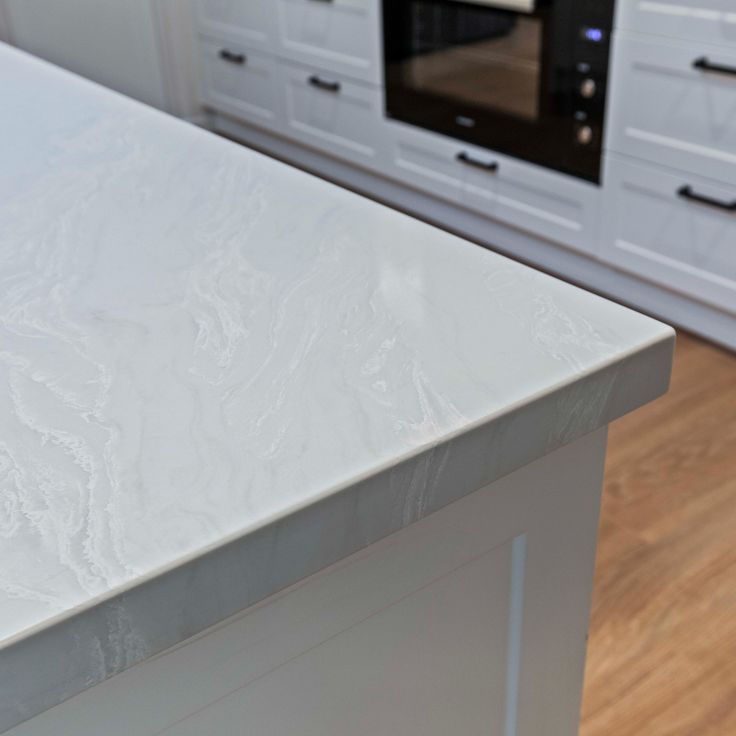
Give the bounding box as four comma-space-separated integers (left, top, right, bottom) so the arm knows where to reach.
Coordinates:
0, 43, 673, 733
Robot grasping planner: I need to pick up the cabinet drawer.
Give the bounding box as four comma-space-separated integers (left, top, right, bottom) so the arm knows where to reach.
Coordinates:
280, 61, 383, 168
607, 34, 736, 186
197, 40, 283, 131
194, 0, 275, 50
487, 154, 600, 255
386, 122, 600, 253
616, 1, 736, 47
601, 156, 736, 313
276, 0, 381, 85
386, 122, 466, 205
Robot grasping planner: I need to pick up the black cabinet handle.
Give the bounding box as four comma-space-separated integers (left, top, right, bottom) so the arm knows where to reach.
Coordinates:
308, 75, 340, 93
456, 151, 499, 172
678, 185, 736, 212
219, 49, 246, 65
693, 56, 736, 77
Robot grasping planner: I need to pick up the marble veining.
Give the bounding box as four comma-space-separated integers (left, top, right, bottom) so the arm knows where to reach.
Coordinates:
0, 44, 673, 731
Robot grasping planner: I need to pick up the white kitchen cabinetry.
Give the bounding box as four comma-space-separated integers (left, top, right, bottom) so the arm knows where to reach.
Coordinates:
280, 60, 384, 169
276, 0, 382, 85
197, 38, 284, 131
601, 155, 736, 314
602, 20, 736, 316
194, 1, 598, 255
607, 32, 736, 186
193, 0, 736, 349
5, 431, 609, 736
193, 0, 275, 51
386, 121, 601, 255
616, 0, 736, 47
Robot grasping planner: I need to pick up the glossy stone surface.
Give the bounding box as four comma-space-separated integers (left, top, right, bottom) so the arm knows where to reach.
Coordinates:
0, 44, 673, 732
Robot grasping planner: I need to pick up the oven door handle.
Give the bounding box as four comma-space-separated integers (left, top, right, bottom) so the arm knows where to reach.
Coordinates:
457, 151, 499, 172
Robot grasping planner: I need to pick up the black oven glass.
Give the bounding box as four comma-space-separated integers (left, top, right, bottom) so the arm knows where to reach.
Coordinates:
404, 6, 543, 121
383, 0, 615, 183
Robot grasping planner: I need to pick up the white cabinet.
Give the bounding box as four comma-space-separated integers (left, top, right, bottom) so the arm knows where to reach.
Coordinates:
386, 122, 600, 254
197, 38, 283, 131
600, 155, 736, 313
607, 33, 736, 186
616, 0, 736, 47
386, 122, 467, 206
275, 0, 382, 85
280, 60, 384, 169
193, 0, 275, 51
4, 430, 609, 736
486, 153, 601, 255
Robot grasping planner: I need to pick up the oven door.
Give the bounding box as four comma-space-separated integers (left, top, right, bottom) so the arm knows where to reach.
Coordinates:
383, 0, 610, 183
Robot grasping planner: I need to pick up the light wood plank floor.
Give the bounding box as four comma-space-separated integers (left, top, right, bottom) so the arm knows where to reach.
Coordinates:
580, 332, 736, 736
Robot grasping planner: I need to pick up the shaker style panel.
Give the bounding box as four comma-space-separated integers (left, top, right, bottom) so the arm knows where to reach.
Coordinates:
194, 0, 276, 50
384, 121, 484, 210
385, 122, 600, 252
479, 154, 601, 255
197, 39, 284, 131
607, 33, 736, 187
616, 0, 736, 47
279, 60, 384, 169
601, 156, 736, 314
276, 0, 382, 85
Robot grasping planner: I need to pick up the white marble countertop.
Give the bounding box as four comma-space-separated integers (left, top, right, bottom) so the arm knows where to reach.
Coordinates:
0, 44, 674, 731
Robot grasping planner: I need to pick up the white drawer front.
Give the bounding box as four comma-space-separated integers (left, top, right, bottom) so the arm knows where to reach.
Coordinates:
616, 0, 736, 46
280, 61, 383, 168
487, 155, 600, 255
198, 40, 283, 130
276, 0, 381, 84
607, 34, 736, 186
385, 123, 599, 253
194, 0, 275, 50
386, 122, 467, 205
601, 156, 736, 313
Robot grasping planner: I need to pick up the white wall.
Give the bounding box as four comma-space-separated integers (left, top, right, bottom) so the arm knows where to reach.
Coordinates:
0, 0, 199, 119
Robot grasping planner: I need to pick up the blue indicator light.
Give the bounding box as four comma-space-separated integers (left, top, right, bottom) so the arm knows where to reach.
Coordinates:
583, 27, 605, 43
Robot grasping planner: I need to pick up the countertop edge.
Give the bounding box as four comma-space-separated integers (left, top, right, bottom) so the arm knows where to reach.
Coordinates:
0, 328, 674, 733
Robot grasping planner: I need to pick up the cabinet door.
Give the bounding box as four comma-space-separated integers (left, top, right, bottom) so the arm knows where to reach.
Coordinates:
385, 122, 471, 206
607, 33, 736, 187
279, 60, 383, 169
193, 0, 275, 50
197, 39, 283, 131
601, 156, 736, 314
384, 122, 601, 254
480, 155, 601, 255
276, 0, 381, 85
616, 0, 736, 47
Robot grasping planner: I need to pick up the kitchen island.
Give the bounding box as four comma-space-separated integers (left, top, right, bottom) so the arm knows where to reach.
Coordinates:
0, 43, 673, 735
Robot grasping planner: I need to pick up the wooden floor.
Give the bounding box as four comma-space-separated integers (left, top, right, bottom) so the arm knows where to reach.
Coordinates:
580, 332, 736, 736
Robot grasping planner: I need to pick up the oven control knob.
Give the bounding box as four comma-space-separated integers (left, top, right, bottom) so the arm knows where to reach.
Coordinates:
577, 125, 594, 145
580, 78, 597, 99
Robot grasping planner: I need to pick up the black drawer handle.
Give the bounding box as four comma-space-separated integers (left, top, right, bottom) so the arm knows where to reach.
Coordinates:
308, 75, 340, 92
219, 49, 246, 65
678, 185, 736, 212
456, 151, 499, 172
693, 56, 736, 77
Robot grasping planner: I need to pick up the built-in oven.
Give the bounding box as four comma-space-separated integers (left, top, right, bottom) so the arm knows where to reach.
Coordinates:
382, 0, 615, 183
